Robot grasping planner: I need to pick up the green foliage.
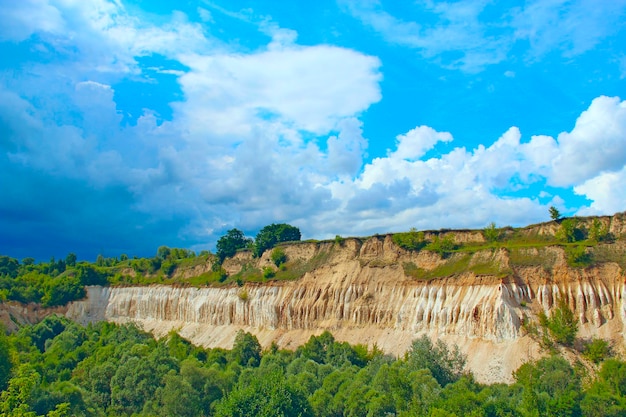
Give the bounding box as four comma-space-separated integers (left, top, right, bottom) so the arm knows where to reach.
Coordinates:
215, 368, 313, 417
238, 289, 249, 302
0, 255, 19, 278
270, 248, 332, 282
334, 235, 345, 246
584, 338, 612, 364
40, 275, 85, 307
271, 247, 288, 266
550, 206, 561, 220
515, 355, 582, 417
0, 363, 40, 416
483, 222, 501, 243
3, 319, 626, 417
75, 264, 109, 286
231, 330, 261, 367
406, 335, 466, 386
64, 253, 76, 268
555, 218, 584, 243
581, 359, 626, 416
0, 326, 12, 391
538, 299, 579, 347
262, 266, 275, 279
425, 234, 458, 256
156, 245, 171, 260
508, 247, 558, 271
0, 260, 91, 307
216, 228, 253, 263
393, 228, 426, 251
589, 218, 612, 242
254, 223, 301, 257
403, 254, 473, 280
565, 245, 593, 268
296, 331, 369, 368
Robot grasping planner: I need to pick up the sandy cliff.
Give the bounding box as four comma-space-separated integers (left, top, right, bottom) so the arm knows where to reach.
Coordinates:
65, 216, 626, 383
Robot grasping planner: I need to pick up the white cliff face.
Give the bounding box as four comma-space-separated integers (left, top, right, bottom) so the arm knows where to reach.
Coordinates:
65, 236, 626, 384
68, 279, 522, 340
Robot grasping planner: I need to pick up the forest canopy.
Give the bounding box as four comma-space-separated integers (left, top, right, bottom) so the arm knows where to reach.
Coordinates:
1, 318, 624, 416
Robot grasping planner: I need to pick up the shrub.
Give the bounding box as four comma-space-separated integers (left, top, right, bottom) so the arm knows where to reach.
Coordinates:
556, 219, 584, 243
425, 234, 457, 256
583, 338, 611, 364
539, 298, 578, 347
483, 222, 500, 243
262, 266, 275, 279
566, 246, 592, 268
588, 219, 612, 243
161, 259, 177, 276
270, 248, 287, 267
392, 228, 426, 251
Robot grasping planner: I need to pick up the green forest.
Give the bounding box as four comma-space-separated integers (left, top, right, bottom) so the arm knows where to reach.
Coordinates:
1, 316, 625, 417
0, 223, 305, 307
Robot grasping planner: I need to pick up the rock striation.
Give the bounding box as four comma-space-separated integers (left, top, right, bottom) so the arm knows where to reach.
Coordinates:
66, 221, 626, 383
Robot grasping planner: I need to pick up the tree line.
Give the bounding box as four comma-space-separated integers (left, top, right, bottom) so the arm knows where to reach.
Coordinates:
1, 317, 624, 416
216, 223, 301, 263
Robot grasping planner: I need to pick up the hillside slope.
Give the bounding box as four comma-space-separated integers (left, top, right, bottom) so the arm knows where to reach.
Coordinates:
65, 214, 626, 383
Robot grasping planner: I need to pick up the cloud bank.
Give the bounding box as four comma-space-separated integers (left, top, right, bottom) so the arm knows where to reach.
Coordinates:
0, 0, 624, 260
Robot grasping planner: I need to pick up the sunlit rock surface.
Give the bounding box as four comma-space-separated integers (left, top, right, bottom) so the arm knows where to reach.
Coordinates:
66, 219, 626, 384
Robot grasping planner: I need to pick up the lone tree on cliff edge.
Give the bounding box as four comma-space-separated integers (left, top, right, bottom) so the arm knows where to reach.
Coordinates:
549, 206, 561, 221
216, 229, 252, 263
254, 223, 301, 257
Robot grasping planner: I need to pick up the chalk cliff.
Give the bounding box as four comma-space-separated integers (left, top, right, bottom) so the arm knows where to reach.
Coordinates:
66, 214, 626, 383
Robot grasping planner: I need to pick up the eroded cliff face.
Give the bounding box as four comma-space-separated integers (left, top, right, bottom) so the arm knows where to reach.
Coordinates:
66, 224, 626, 384
0, 302, 67, 332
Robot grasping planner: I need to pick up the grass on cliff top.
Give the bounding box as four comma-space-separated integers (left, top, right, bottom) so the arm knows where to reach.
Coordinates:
402, 252, 510, 281
225, 247, 334, 285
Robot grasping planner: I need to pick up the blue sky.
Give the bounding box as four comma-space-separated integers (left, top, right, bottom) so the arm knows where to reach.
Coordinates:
1, 0, 626, 261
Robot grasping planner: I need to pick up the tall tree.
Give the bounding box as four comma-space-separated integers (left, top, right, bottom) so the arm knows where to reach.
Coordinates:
0, 327, 12, 391
254, 224, 301, 257
549, 206, 561, 221
216, 229, 252, 263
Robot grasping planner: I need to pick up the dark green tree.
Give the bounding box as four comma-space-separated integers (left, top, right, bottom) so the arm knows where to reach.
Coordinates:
515, 355, 582, 417
21, 257, 35, 267
254, 224, 301, 257
65, 253, 77, 267
231, 330, 262, 367
406, 336, 466, 387
0, 326, 12, 391
0, 256, 19, 278
550, 206, 562, 221
0, 364, 40, 416
156, 372, 202, 417
156, 246, 171, 260
215, 368, 313, 417
581, 359, 626, 417
216, 229, 252, 263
